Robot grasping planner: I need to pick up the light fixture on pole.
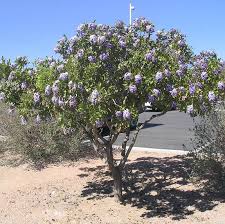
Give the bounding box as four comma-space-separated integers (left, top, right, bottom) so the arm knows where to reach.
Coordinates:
129, 1, 135, 26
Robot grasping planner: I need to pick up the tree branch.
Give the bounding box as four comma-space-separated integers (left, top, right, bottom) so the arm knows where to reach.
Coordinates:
119, 111, 166, 168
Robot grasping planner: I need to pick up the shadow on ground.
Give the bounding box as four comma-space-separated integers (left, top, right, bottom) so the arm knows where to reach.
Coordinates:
80, 155, 225, 220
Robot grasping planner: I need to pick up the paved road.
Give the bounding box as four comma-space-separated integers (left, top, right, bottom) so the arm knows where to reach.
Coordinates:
115, 111, 196, 151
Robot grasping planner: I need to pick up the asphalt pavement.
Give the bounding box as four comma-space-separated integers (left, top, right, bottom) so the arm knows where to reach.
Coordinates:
115, 111, 196, 151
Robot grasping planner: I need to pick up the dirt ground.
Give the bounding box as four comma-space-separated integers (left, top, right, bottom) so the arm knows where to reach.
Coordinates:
1, 150, 225, 224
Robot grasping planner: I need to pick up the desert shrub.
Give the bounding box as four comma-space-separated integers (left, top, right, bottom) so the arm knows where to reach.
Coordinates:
191, 102, 225, 191
0, 103, 94, 166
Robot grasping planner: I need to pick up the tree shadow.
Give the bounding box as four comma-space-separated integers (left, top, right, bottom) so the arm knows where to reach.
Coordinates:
80, 155, 225, 220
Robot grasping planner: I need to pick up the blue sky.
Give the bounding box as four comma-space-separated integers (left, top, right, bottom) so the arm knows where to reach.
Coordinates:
1, 0, 225, 61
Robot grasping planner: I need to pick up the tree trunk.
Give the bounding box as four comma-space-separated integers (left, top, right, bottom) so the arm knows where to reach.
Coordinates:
112, 165, 123, 202
106, 146, 123, 202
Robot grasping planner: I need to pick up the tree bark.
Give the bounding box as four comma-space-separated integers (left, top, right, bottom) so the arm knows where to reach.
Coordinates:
106, 145, 123, 202
112, 165, 123, 202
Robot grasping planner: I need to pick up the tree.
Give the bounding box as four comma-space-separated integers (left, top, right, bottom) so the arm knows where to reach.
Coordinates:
0, 18, 225, 201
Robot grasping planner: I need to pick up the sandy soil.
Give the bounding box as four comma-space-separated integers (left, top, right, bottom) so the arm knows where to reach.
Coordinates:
0, 150, 225, 224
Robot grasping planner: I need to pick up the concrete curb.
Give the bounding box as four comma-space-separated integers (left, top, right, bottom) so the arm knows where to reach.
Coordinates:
113, 145, 188, 155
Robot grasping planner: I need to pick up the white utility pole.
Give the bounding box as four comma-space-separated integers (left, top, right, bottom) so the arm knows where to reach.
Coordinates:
129, 1, 135, 26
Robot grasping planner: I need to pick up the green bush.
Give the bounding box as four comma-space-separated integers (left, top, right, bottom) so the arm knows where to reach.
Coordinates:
191, 103, 225, 191
0, 103, 94, 167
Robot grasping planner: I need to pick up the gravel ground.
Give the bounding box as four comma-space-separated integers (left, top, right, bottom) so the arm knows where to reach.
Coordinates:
0, 150, 225, 224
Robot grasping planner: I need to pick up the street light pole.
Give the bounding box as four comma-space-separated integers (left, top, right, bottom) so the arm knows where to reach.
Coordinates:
129, 1, 135, 26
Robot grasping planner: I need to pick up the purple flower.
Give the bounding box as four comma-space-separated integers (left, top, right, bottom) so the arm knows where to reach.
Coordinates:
196, 82, 203, 89
148, 95, 155, 103
90, 89, 100, 105
33, 92, 40, 104
164, 69, 171, 77
135, 74, 142, 84
146, 24, 154, 33
99, 53, 109, 61
187, 105, 194, 114
115, 111, 123, 118
119, 40, 126, 48
98, 36, 106, 44
129, 85, 137, 94
123, 109, 131, 120
59, 72, 69, 81
105, 42, 113, 49
166, 84, 173, 91
0, 92, 5, 102
208, 91, 216, 102
90, 34, 98, 44
36, 114, 41, 124
77, 49, 84, 59
178, 39, 185, 47
88, 55, 96, 63
51, 96, 58, 105
58, 98, 65, 107
176, 69, 183, 77
45, 85, 52, 96
21, 82, 27, 90
20, 116, 27, 125
155, 72, 163, 82
69, 96, 77, 108
189, 84, 196, 95
8, 71, 15, 81
201, 72, 208, 80
218, 81, 225, 90
145, 52, 153, 62
89, 23, 97, 30
57, 64, 64, 72
153, 88, 160, 97
52, 83, 59, 95
170, 88, 178, 97
124, 72, 131, 81
95, 120, 104, 128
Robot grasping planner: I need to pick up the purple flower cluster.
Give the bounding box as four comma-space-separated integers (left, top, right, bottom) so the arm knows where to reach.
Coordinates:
208, 91, 216, 102
189, 84, 196, 95
218, 81, 225, 90
155, 72, 163, 82
45, 85, 52, 96
33, 92, 40, 104
201, 72, 208, 80
115, 111, 123, 118
59, 72, 69, 81
129, 85, 137, 94
76, 49, 84, 59
8, 71, 15, 81
69, 96, 77, 108
187, 105, 194, 114
51, 96, 59, 106
135, 74, 142, 84
90, 89, 100, 105
90, 34, 98, 44
153, 88, 160, 97
145, 49, 156, 62
21, 82, 27, 90
170, 88, 178, 97
123, 109, 131, 120
124, 72, 131, 81
99, 53, 109, 61
88, 55, 96, 63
